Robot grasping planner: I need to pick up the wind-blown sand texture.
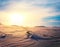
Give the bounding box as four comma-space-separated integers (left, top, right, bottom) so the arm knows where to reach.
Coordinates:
0, 25, 60, 47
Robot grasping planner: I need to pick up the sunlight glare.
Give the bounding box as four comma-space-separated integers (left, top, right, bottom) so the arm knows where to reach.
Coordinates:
8, 13, 25, 26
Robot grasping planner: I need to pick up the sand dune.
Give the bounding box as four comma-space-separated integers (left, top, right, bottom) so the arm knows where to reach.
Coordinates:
0, 26, 60, 47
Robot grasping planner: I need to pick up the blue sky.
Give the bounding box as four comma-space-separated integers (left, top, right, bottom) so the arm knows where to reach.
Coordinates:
43, 15, 60, 26
0, 0, 60, 27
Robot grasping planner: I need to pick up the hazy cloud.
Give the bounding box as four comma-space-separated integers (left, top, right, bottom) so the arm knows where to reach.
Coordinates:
0, 0, 60, 26
43, 15, 60, 26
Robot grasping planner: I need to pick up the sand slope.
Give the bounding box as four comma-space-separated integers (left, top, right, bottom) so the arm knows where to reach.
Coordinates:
0, 26, 60, 47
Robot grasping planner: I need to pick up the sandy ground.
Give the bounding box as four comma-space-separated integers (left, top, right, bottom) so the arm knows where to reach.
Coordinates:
0, 26, 60, 47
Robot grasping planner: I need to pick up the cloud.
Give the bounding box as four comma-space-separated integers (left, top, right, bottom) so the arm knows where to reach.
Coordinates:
0, 0, 22, 10
43, 15, 60, 26
0, 0, 60, 13
25, 0, 60, 13
0, 0, 60, 26
48, 20, 60, 22
0, 0, 10, 10
43, 15, 60, 21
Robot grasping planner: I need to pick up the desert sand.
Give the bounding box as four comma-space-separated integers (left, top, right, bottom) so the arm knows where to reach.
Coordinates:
0, 25, 60, 47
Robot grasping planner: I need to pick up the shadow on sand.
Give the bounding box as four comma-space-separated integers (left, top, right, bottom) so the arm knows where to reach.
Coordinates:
26, 31, 60, 41
29, 34, 60, 41
30, 35, 52, 41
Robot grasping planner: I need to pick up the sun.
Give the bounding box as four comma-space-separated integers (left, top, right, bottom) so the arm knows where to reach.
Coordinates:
8, 13, 25, 26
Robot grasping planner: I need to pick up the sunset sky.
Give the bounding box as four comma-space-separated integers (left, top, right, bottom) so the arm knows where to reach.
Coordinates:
0, 0, 60, 27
